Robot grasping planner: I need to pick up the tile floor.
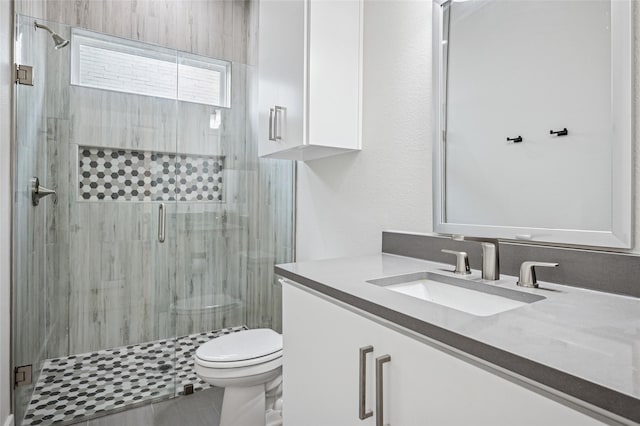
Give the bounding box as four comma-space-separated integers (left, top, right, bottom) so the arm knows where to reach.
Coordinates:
23, 326, 246, 425
72, 387, 224, 426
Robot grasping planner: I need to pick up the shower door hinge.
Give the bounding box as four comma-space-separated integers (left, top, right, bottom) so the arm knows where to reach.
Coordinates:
15, 64, 33, 86
14, 364, 32, 387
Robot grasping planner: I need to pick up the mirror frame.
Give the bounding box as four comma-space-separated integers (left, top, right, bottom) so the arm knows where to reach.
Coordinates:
432, 0, 633, 248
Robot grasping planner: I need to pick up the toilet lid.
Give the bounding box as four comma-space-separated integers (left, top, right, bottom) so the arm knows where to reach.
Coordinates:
196, 329, 283, 363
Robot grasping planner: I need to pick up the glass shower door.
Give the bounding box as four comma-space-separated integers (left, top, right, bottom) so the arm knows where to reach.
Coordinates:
12, 14, 53, 425
55, 26, 180, 420
13, 16, 179, 425
173, 53, 296, 342
173, 54, 245, 340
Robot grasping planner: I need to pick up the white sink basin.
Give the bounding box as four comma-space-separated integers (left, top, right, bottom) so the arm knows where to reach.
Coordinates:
367, 272, 545, 317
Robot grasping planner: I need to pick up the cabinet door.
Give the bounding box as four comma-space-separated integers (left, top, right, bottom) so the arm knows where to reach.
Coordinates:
307, 0, 362, 149
374, 325, 603, 426
257, 0, 305, 157
283, 283, 377, 426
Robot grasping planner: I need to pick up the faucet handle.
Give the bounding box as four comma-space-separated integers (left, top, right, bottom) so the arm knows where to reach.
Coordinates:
31, 177, 58, 206
517, 261, 558, 288
441, 249, 471, 275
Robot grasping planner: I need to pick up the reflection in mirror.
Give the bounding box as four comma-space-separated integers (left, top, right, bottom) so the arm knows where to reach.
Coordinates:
432, 0, 632, 248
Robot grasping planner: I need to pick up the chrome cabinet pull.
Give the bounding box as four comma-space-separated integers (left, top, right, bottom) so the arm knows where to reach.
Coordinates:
273, 105, 285, 140
376, 355, 391, 426
359, 346, 374, 420
268, 108, 275, 141
158, 202, 166, 243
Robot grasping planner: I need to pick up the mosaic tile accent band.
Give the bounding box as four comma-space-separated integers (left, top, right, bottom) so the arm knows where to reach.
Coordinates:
79, 146, 225, 202
23, 326, 247, 426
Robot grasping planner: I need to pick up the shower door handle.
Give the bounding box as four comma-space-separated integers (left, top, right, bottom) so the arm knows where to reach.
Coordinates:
158, 203, 166, 243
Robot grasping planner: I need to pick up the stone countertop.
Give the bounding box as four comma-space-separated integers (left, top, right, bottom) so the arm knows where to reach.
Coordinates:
275, 253, 640, 424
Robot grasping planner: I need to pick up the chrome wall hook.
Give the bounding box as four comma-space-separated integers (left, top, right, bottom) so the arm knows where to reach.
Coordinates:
31, 177, 57, 206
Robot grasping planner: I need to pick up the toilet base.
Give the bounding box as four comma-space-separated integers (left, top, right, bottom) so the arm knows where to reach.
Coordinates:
220, 385, 266, 426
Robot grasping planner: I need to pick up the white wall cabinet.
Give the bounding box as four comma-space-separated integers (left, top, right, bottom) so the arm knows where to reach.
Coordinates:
282, 282, 604, 426
257, 0, 362, 161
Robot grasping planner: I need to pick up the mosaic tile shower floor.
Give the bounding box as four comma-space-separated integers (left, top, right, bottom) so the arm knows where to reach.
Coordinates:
23, 326, 247, 425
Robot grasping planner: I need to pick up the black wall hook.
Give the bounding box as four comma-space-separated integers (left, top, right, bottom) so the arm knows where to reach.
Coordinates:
507, 136, 523, 143
550, 128, 568, 136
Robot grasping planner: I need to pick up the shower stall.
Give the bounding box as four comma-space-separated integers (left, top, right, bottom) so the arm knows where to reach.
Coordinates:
12, 13, 295, 426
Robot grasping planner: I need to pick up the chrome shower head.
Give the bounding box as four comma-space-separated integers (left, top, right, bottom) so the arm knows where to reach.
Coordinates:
34, 21, 69, 50
51, 33, 69, 49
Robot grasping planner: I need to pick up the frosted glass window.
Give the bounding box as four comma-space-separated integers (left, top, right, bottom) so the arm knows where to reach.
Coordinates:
77, 44, 177, 99
71, 28, 230, 107
178, 54, 230, 107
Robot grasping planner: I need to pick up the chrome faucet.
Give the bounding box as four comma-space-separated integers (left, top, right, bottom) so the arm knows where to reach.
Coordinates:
441, 249, 471, 275
451, 235, 500, 280
517, 261, 558, 288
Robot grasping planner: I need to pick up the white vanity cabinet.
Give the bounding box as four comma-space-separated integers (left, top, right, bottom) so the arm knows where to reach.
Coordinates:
257, 0, 362, 161
282, 281, 604, 426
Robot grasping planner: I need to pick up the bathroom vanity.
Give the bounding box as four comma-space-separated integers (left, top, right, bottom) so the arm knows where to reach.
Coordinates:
277, 247, 640, 425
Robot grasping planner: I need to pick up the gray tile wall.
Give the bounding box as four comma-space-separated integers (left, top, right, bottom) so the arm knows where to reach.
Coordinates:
14, 0, 294, 362
55, 60, 255, 355
17, 0, 249, 64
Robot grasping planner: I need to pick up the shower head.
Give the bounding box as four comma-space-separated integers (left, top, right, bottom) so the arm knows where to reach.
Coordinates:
51, 33, 69, 49
34, 21, 69, 50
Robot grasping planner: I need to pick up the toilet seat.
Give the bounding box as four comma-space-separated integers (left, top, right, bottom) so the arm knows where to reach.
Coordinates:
196, 349, 283, 369
195, 328, 283, 368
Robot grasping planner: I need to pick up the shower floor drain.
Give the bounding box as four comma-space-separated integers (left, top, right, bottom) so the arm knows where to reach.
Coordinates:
22, 326, 247, 426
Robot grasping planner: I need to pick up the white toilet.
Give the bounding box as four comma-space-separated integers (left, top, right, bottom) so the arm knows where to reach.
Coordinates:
194, 328, 283, 426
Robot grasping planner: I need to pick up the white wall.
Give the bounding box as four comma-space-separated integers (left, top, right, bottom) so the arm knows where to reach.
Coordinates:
1, 0, 13, 424
297, 1, 640, 259
296, 0, 432, 260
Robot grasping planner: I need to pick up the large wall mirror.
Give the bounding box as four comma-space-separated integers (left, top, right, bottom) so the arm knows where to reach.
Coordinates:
432, 0, 632, 248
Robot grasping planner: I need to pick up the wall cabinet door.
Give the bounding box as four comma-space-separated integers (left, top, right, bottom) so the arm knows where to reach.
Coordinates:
257, 0, 305, 158
282, 282, 604, 426
257, 0, 362, 161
